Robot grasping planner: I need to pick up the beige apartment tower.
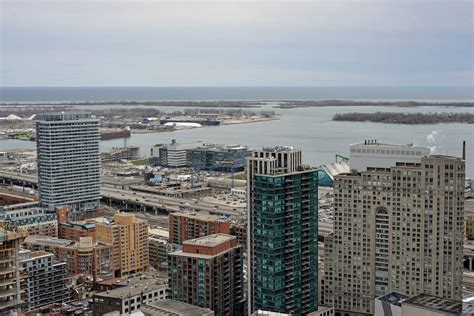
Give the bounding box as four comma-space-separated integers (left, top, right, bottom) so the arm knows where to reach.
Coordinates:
323, 155, 465, 315
0, 228, 27, 315
96, 213, 149, 277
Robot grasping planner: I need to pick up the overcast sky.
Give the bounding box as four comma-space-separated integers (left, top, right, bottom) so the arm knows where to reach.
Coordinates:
1, 0, 473, 87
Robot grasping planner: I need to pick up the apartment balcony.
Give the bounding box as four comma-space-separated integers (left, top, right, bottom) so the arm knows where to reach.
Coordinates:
0, 267, 16, 276
0, 299, 21, 310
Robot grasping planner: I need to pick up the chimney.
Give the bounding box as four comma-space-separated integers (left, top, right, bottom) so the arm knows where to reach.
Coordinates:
463, 140, 466, 160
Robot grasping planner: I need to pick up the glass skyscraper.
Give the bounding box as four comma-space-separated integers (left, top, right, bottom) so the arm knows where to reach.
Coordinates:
247, 147, 318, 315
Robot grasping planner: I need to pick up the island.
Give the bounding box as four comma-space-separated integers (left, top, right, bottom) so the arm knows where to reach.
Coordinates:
275, 100, 474, 109
332, 112, 474, 124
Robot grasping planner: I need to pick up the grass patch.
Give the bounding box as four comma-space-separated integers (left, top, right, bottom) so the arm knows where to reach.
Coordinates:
231, 173, 247, 180
131, 158, 150, 165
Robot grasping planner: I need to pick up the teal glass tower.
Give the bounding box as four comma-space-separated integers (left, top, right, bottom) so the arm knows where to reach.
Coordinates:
247, 147, 318, 315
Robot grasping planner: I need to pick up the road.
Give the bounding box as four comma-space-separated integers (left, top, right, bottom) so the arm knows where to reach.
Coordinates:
101, 187, 244, 216
0, 170, 245, 216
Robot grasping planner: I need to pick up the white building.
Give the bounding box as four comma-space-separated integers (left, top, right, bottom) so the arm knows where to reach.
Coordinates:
35, 112, 101, 212
150, 140, 204, 168
350, 140, 430, 172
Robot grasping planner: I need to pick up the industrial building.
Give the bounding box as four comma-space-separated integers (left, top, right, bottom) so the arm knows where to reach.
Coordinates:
20, 250, 70, 311
323, 155, 465, 314
186, 144, 251, 172
96, 213, 149, 277
247, 147, 319, 315
92, 275, 167, 315
168, 234, 244, 316
0, 228, 27, 315
23, 235, 113, 279
35, 112, 101, 212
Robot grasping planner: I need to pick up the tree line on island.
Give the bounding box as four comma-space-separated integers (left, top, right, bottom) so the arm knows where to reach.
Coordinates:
333, 112, 474, 124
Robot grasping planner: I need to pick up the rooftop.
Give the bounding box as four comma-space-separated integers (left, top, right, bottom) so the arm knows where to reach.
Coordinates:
402, 293, 462, 314
377, 292, 410, 307
141, 299, 214, 316
94, 276, 167, 299
182, 233, 235, 248
35, 112, 95, 122
259, 146, 297, 153
24, 235, 74, 247
28, 250, 52, 259
351, 139, 429, 150
24, 235, 110, 249
61, 220, 96, 229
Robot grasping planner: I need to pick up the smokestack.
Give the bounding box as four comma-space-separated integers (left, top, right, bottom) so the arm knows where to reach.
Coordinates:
463, 140, 466, 160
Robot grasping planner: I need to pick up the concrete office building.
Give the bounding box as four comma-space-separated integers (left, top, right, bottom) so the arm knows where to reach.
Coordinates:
169, 211, 231, 245
247, 147, 319, 315
96, 213, 149, 277
21, 250, 70, 311
168, 234, 244, 316
323, 155, 465, 315
0, 228, 27, 315
23, 235, 113, 279
151, 140, 204, 168
35, 112, 101, 212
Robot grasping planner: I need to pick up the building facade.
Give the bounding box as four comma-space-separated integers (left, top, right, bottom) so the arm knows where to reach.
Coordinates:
0, 228, 27, 315
349, 140, 430, 172
169, 211, 231, 245
96, 213, 149, 277
59, 220, 96, 242
35, 112, 101, 212
323, 156, 465, 314
23, 235, 113, 279
151, 140, 204, 167
186, 144, 251, 172
247, 147, 319, 315
92, 276, 167, 315
168, 234, 244, 316
21, 250, 70, 311
1, 206, 58, 237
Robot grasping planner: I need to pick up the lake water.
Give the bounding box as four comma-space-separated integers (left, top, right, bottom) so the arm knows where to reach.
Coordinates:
1, 86, 473, 102
2, 103, 473, 178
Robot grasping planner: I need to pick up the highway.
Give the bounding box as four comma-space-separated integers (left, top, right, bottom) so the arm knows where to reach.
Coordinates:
0, 170, 245, 217
0, 170, 37, 184
101, 187, 245, 216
